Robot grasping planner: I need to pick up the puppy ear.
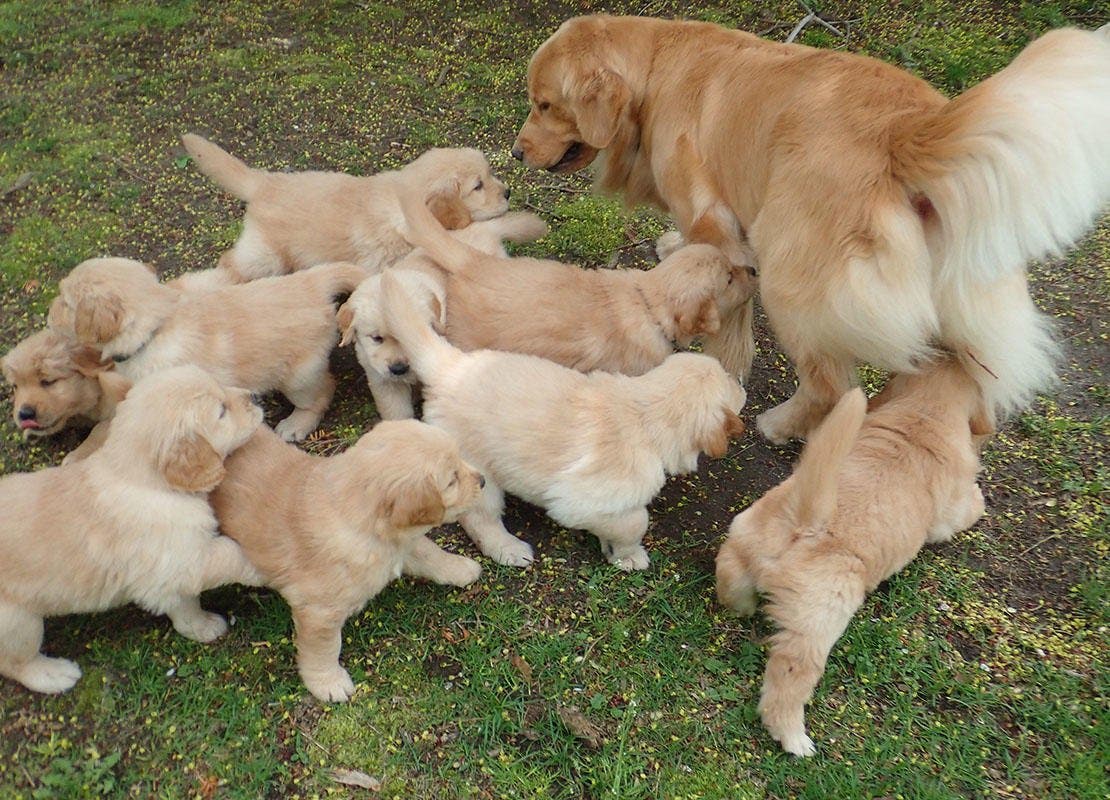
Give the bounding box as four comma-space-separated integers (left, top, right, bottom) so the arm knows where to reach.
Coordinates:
677, 297, 720, 338
428, 190, 471, 231
573, 69, 630, 149
723, 408, 746, 439
387, 475, 445, 530
336, 301, 355, 346
160, 434, 226, 493
428, 283, 448, 335
72, 294, 125, 345
70, 345, 108, 377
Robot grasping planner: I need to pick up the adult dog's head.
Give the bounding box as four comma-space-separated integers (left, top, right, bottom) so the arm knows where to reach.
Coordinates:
512, 16, 639, 173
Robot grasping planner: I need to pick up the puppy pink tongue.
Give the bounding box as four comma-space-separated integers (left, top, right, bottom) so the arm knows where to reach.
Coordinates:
19, 419, 41, 430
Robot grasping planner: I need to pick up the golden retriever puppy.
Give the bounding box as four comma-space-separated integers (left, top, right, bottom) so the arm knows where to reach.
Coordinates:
1, 329, 127, 439
515, 16, 1110, 439
379, 271, 748, 569
715, 357, 991, 756
397, 188, 756, 376
0, 365, 263, 694
47, 257, 368, 441
182, 133, 512, 282
210, 421, 484, 702
337, 211, 550, 420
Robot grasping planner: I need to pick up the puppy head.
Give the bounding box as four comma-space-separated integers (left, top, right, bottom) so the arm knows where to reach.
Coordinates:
655, 245, 736, 342
341, 420, 483, 537
513, 17, 630, 172
1, 329, 109, 437
48, 257, 168, 360
339, 271, 445, 385
870, 356, 995, 441
414, 148, 510, 223
108, 365, 262, 492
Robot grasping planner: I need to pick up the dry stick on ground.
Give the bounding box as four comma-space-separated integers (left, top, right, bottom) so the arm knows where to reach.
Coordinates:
785, 2, 857, 44
1, 171, 33, 199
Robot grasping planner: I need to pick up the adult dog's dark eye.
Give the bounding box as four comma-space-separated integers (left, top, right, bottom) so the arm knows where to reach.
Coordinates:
538, 101, 550, 112
40, 379, 57, 388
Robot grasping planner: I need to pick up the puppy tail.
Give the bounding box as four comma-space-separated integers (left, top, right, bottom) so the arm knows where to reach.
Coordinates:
379, 269, 458, 380
304, 261, 371, 300
893, 26, 1110, 284
182, 133, 263, 201
789, 388, 866, 529
397, 186, 483, 275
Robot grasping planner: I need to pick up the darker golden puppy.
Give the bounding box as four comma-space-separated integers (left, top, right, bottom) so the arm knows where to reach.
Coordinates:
515, 16, 1109, 440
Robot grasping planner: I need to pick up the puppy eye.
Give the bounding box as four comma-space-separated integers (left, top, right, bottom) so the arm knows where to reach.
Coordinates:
370, 335, 384, 344
474, 180, 483, 192
40, 379, 57, 388
447, 472, 458, 487
219, 403, 227, 419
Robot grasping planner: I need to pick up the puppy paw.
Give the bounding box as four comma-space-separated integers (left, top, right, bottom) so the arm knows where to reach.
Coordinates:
486, 538, 534, 568
17, 656, 83, 694
303, 666, 356, 703
606, 545, 651, 572
174, 611, 229, 643
274, 414, 316, 443
756, 406, 802, 445
445, 556, 483, 587
655, 230, 686, 260
778, 730, 817, 758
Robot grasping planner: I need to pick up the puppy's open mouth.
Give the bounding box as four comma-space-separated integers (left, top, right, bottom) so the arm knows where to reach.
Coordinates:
547, 142, 596, 173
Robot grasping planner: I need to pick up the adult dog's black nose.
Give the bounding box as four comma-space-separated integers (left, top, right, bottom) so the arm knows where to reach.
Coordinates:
510, 147, 523, 162
389, 362, 410, 376
17, 406, 36, 421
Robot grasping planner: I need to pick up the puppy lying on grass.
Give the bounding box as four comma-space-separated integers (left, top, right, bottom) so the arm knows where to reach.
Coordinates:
1, 328, 127, 440
48, 257, 367, 441
715, 357, 990, 756
337, 211, 549, 420
182, 133, 511, 282
397, 187, 757, 376
0, 365, 262, 694
210, 421, 484, 702
379, 270, 747, 569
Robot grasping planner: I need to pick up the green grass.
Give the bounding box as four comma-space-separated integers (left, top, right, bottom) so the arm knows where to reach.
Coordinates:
0, 1, 1107, 798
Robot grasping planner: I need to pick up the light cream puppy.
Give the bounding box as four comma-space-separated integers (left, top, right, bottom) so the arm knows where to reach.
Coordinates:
47, 257, 368, 441
380, 271, 748, 570
715, 357, 991, 756
0, 365, 263, 694
337, 211, 549, 420
1, 329, 127, 439
399, 188, 756, 376
211, 421, 484, 702
182, 133, 511, 282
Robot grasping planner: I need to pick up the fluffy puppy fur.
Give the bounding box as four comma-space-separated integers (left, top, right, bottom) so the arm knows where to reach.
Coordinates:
210, 421, 484, 702
515, 16, 1110, 439
337, 211, 549, 420
379, 271, 748, 570
0, 365, 262, 694
47, 257, 368, 441
715, 357, 991, 756
182, 133, 511, 282
398, 187, 756, 376
1, 329, 127, 439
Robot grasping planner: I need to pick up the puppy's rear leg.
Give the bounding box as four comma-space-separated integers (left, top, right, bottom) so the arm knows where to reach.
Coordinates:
928, 482, 985, 544
459, 480, 534, 567
276, 363, 335, 442
201, 535, 265, 588
293, 606, 355, 702
0, 604, 81, 694
165, 595, 229, 643
590, 507, 650, 571
759, 581, 864, 756
715, 537, 759, 616
403, 535, 482, 586
220, 222, 284, 281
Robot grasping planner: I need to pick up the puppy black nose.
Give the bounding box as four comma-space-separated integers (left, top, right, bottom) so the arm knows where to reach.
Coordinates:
511, 147, 523, 162
389, 362, 410, 376
478, 474, 486, 489
17, 406, 36, 421
503, 187, 511, 199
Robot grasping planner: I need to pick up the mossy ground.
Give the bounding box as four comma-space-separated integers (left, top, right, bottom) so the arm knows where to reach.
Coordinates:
1, 2, 1106, 798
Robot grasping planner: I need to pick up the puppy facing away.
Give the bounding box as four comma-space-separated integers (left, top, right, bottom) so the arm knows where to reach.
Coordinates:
715, 357, 991, 756
1, 329, 128, 439
337, 211, 549, 420
47, 257, 368, 441
210, 421, 484, 702
379, 271, 748, 569
0, 365, 263, 694
399, 188, 757, 376
182, 133, 511, 282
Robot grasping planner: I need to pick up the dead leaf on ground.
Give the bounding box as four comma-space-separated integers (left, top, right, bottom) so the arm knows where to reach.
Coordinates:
510, 653, 533, 684
557, 705, 603, 749
330, 768, 382, 791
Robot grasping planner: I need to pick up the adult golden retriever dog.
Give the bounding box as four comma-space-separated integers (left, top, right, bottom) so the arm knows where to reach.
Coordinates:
715, 357, 990, 755
513, 16, 1110, 441
0, 365, 262, 694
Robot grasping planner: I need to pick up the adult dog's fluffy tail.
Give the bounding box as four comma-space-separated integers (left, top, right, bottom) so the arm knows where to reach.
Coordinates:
380, 270, 459, 381
182, 134, 264, 201
789, 388, 866, 529
894, 24, 1110, 413
397, 187, 486, 275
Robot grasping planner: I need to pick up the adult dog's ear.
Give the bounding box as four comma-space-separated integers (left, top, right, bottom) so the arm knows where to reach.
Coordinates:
386, 475, 445, 530
572, 68, 630, 149
336, 300, 356, 346
161, 434, 226, 493
428, 189, 472, 231
677, 297, 720, 338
